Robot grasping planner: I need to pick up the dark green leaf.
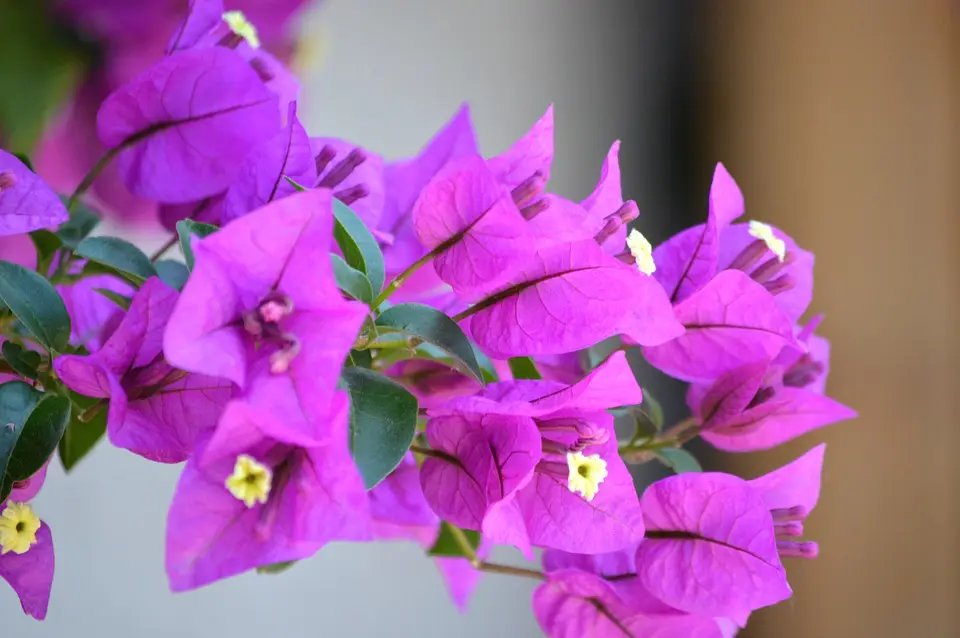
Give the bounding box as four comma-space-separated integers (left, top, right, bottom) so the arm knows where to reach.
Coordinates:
376, 303, 483, 382
0, 342, 41, 380
58, 393, 107, 472
331, 254, 372, 303
508, 357, 542, 380
346, 348, 373, 369
55, 198, 100, 249
256, 560, 297, 575
29, 230, 62, 270
76, 236, 156, 285
155, 260, 190, 290
638, 391, 665, 431
341, 367, 418, 489
428, 522, 480, 558
655, 447, 702, 474
0, 389, 68, 500
13, 153, 34, 172
585, 337, 623, 369
176, 219, 219, 271
0, 260, 72, 351
333, 200, 385, 295
93, 288, 132, 311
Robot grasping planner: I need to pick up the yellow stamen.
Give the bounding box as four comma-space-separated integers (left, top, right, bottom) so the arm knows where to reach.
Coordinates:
0, 502, 41, 555
225, 455, 272, 508
566, 452, 609, 502
222, 10, 261, 49
748, 220, 786, 262
626, 229, 656, 276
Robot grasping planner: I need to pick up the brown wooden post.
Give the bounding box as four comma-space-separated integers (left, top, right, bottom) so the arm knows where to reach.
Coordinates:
704, 3, 960, 636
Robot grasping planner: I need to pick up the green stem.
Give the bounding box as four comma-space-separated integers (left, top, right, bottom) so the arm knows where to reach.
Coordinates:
446, 522, 543, 581
370, 244, 445, 310
618, 415, 701, 463
66, 146, 122, 211
150, 235, 179, 263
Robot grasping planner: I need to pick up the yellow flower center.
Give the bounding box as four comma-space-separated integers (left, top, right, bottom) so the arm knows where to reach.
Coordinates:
626, 229, 656, 276
0, 501, 41, 555
225, 455, 272, 508
566, 452, 609, 502
748, 220, 786, 262
222, 10, 261, 49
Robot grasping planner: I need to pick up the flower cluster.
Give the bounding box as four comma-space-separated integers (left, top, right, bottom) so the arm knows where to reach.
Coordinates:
0, 3, 855, 634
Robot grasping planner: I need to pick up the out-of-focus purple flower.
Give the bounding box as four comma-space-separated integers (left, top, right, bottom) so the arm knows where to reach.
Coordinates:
165, 389, 370, 591
311, 137, 385, 228
420, 352, 645, 555
55, 277, 233, 462
642, 270, 801, 383
97, 47, 280, 202
0, 151, 68, 236
385, 360, 482, 410
635, 445, 825, 619
56, 274, 132, 352
0, 466, 55, 620
164, 189, 368, 439
687, 316, 856, 451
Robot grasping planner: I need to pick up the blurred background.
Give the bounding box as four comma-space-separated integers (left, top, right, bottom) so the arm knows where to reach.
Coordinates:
2, 1, 958, 636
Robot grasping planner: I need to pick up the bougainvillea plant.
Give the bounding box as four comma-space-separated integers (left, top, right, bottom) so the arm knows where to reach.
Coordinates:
0, 2, 856, 634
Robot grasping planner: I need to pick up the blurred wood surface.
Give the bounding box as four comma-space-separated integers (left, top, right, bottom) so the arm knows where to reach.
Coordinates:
705, 3, 960, 636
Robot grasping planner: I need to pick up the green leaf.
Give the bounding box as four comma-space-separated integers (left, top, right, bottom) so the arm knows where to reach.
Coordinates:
655, 448, 702, 474
331, 254, 372, 303
29, 230, 63, 273
55, 198, 100, 249
0, 260, 72, 351
155, 260, 190, 290
333, 200, 385, 295
76, 236, 156, 285
58, 393, 107, 472
93, 288, 132, 311
341, 367, 418, 489
0, 2, 86, 153
638, 391, 665, 432
0, 342, 41, 380
376, 304, 483, 382
256, 560, 297, 575
0, 389, 69, 500
13, 153, 34, 172
428, 522, 480, 558
346, 348, 373, 369
508, 356, 542, 380
176, 219, 219, 271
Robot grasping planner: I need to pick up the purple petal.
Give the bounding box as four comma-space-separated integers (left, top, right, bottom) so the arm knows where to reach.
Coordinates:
488, 105, 554, 188
380, 103, 478, 233
167, 0, 223, 53
516, 437, 644, 553
717, 223, 814, 322
9, 461, 50, 503
434, 557, 482, 613
694, 360, 770, 431
708, 163, 745, 227
97, 47, 280, 202
524, 196, 602, 248
413, 155, 533, 301
221, 102, 317, 223
311, 137, 385, 228
638, 473, 790, 617
0, 523, 54, 619
530, 350, 642, 415
113, 373, 233, 463
158, 194, 224, 232
0, 151, 68, 235
420, 413, 541, 529
57, 275, 131, 352
581, 141, 626, 254
164, 189, 335, 387
98, 277, 178, 373
370, 455, 437, 528
702, 390, 855, 452
466, 240, 637, 358
385, 360, 482, 409
0, 234, 37, 269
642, 270, 800, 383
618, 271, 686, 346
747, 444, 826, 513
53, 355, 113, 399
534, 570, 723, 638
